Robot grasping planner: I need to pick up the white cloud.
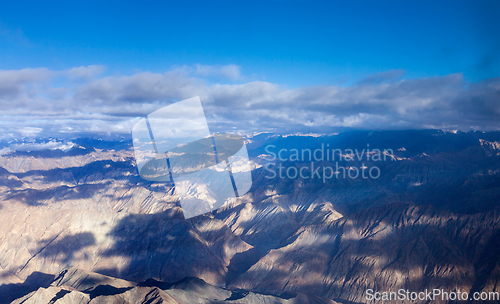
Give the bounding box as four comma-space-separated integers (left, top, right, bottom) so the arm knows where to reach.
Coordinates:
0, 66, 498, 139
218, 64, 241, 81
19, 127, 44, 137
194, 64, 241, 81
0, 68, 52, 99
64, 65, 106, 80
8, 141, 75, 152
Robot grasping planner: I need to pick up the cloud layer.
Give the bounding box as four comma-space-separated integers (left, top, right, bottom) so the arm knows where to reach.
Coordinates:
0, 65, 499, 139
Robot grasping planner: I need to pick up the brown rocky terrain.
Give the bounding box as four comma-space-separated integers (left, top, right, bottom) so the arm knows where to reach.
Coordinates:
0, 130, 499, 303
10, 268, 336, 303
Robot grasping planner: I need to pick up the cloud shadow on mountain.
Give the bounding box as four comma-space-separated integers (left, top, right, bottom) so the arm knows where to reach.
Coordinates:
0, 271, 55, 304
36, 232, 96, 264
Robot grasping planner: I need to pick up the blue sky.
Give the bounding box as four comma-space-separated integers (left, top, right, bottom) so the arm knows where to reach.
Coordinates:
1, 0, 498, 86
0, 0, 499, 140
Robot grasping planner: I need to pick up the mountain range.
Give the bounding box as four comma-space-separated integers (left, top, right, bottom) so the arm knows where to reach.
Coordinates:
0, 130, 499, 303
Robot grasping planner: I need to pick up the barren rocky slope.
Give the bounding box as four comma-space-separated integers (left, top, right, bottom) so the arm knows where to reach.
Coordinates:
0, 130, 499, 303
10, 268, 336, 303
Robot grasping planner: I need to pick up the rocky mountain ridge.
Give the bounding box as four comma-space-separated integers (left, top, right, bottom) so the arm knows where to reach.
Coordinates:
0, 130, 499, 303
